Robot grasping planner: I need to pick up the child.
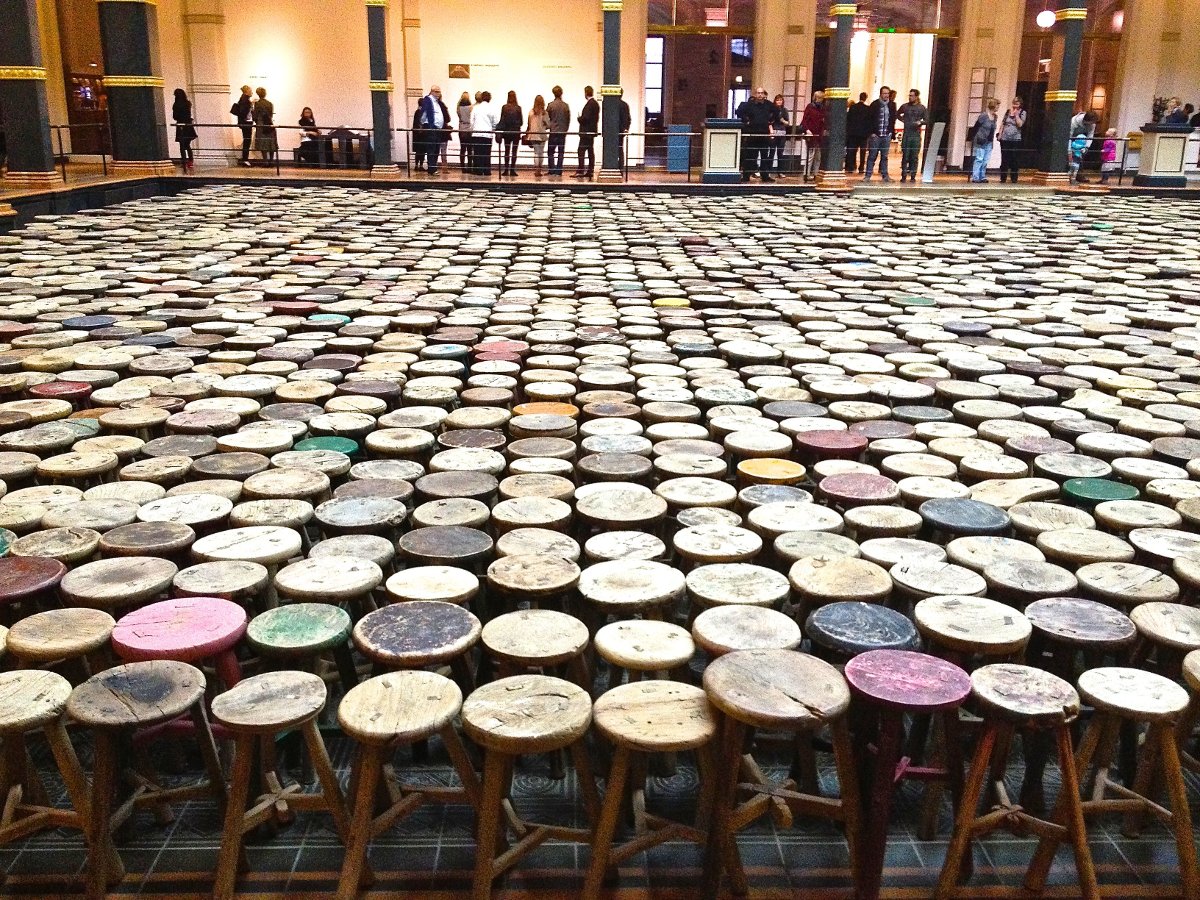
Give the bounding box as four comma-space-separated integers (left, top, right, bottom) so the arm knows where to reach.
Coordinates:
1069, 133, 1088, 184
1100, 128, 1119, 184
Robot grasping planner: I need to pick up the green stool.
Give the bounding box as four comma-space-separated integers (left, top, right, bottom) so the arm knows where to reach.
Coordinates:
1062, 478, 1139, 509
246, 603, 359, 692
0, 527, 14, 558
295, 436, 360, 459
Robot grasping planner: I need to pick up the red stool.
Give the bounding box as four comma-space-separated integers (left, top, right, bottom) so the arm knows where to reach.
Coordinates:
112, 596, 248, 688
844, 649, 972, 900
0, 556, 67, 620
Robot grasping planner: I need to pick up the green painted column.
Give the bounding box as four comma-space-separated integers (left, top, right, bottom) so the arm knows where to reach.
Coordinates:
0, 0, 57, 187
817, 3, 856, 190
1036, 0, 1089, 183
97, 0, 172, 171
597, 0, 623, 181
366, 0, 395, 169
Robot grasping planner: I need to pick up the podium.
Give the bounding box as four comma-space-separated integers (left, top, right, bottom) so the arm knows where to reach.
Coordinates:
701, 118, 743, 184
1133, 124, 1193, 188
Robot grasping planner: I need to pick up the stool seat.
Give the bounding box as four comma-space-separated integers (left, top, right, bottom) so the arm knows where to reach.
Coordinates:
1025, 597, 1137, 648
386, 566, 479, 605
67, 660, 206, 727
481, 609, 589, 667
692, 605, 801, 656
0, 669, 72, 731
982, 559, 1079, 604
789, 556, 891, 605
1129, 602, 1200, 651
0, 556, 67, 603
1078, 666, 1189, 721
805, 601, 920, 657
685, 563, 790, 609
891, 561, 987, 599
970, 663, 1080, 726
487, 553, 580, 596
246, 603, 351, 654
112, 596, 247, 663
275, 557, 383, 602
173, 560, 269, 601
353, 600, 481, 667
99, 521, 195, 558
583, 531, 664, 562
212, 670, 326, 733
339, 670, 463, 743
919, 498, 1010, 536
5, 607, 115, 662
914, 595, 1032, 656
61, 556, 176, 608
595, 620, 694, 670
1076, 562, 1179, 607
845, 649, 971, 713
192, 526, 303, 566
462, 674, 591, 754
593, 680, 715, 752
673, 525, 762, 564
580, 560, 686, 613
1182, 649, 1200, 692
703, 648, 849, 730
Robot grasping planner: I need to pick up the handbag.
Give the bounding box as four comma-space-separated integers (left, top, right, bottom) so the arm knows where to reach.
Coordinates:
520, 133, 531, 146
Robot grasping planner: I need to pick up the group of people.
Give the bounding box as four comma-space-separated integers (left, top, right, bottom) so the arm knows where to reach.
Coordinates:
842, 87, 929, 182
413, 84, 631, 178
229, 86, 277, 166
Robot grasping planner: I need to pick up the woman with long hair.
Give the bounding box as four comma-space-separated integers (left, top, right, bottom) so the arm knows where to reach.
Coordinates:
525, 94, 550, 177
497, 90, 523, 177
457, 91, 472, 172
172, 88, 197, 173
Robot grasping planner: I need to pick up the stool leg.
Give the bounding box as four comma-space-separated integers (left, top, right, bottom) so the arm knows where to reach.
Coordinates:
473, 750, 510, 900
440, 724, 482, 808
701, 714, 748, 900
830, 717, 866, 899
87, 731, 121, 900
1157, 724, 1200, 900
570, 739, 602, 829
934, 722, 997, 900
190, 702, 228, 808
302, 720, 352, 843
1121, 721, 1161, 838
44, 719, 123, 881
581, 744, 631, 900
333, 643, 360, 691
860, 709, 904, 900
335, 743, 382, 900
213, 649, 243, 689
214, 734, 255, 900
1052, 722, 1099, 900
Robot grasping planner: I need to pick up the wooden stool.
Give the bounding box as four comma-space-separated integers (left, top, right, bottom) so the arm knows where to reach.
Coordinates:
803, 601, 919, 666
275, 556, 383, 619
700, 649, 865, 900
0, 556, 67, 618
583, 680, 717, 900
386, 565, 480, 606
685, 562, 790, 615
583, 530, 665, 562
486, 553, 581, 619
173, 560, 270, 607
913, 595, 1032, 665
595, 619, 694, 689
67, 660, 227, 900
336, 670, 481, 900
934, 663, 1092, 900
245, 603, 358, 691
398, 525, 494, 576
191, 526, 304, 610
579, 559, 685, 629
59, 555, 176, 612
461, 674, 598, 900
1130, 601, 1200, 672
3, 607, 114, 681
111, 595, 248, 688
480, 608, 590, 684
212, 671, 351, 900
845, 649, 971, 900
353, 600, 481, 690
788, 556, 891, 620
693, 605, 802, 657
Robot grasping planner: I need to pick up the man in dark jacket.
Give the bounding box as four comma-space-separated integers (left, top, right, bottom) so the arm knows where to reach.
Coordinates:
416, 85, 450, 174
231, 85, 253, 166
863, 86, 897, 182
845, 92, 871, 172
736, 87, 780, 181
617, 88, 633, 170
799, 90, 826, 181
574, 86, 600, 178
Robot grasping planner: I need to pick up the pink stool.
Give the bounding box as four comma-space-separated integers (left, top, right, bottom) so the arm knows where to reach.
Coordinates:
112, 596, 248, 688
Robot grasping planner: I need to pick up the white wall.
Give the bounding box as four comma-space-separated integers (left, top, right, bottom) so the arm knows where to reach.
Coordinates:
1112, 0, 1200, 138
849, 32, 933, 104
948, 0, 1023, 169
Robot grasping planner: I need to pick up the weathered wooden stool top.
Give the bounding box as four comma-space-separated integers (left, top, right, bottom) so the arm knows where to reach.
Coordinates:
845, 649, 971, 712
0, 669, 72, 731
914, 595, 1032, 656
192, 526, 303, 566
487, 553, 581, 596
173, 560, 269, 600
353, 600, 481, 667
919, 497, 1011, 536
593, 680, 715, 752
703, 649, 850, 730
804, 601, 919, 657
858, 537, 947, 570
386, 566, 479, 605
982, 559, 1080, 603
462, 674, 592, 754
1129, 602, 1200, 651
1024, 597, 1137, 648
890, 560, 988, 599
583, 530, 665, 562
1077, 666, 1189, 722
685, 562, 790, 609
1075, 561, 1180, 606
60, 555, 176, 608
246, 603, 352, 654
1036, 528, 1136, 566
692, 605, 802, 656
212, 670, 326, 733
774, 531, 862, 564
970, 663, 1080, 726
5, 607, 115, 662
275, 557, 383, 602
0, 555, 67, 602
788, 556, 891, 605
67, 660, 206, 728
594, 620, 695, 670
673, 524, 762, 563
112, 595, 247, 663
579, 560, 686, 612
339, 670, 463, 743
481, 609, 590, 666
399, 525, 493, 567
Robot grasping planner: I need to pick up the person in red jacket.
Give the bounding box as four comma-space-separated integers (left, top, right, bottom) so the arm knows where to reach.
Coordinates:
799, 90, 826, 182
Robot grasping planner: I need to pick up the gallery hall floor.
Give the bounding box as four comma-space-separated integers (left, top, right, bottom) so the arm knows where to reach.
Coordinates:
0, 186, 1196, 900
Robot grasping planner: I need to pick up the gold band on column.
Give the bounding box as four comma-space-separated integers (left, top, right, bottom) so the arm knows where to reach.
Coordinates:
824, 88, 851, 100
369, 81, 394, 92
96, 0, 158, 4
1055, 7, 1087, 20
365, 0, 388, 5
1044, 90, 1078, 102
830, 4, 857, 16
0, 67, 48, 80
599, 85, 622, 96
602, 0, 624, 9
102, 75, 164, 88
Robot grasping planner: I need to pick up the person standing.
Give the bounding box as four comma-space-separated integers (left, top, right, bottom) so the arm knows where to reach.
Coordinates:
1164, 97, 1188, 124
770, 94, 790, 176
470, 90, 498, 175
970, 97, 999, 183
617, 88, 632, 171
997, 97, 1026, 184
735, 88, 779, 182
456, 92, 472, 172
172, 88, 197, 173
253, 87, 276, 164
845, 92, 871, 172
1099, 127, 1120, 184
574, 86, 600, 178
418, 85, 450, 175
799, 90, 826, 182
497, 91, 523, 177
546, 85, 570, 176
863, 86, 897, 182
525, 94, 550, 177
231, 85, 253, 167
896, 88, 926, 183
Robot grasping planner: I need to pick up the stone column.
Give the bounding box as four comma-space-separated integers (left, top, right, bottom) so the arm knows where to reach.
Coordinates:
0, 0, 57, 187
816, 3, 856, 190
97, 0, 171, 172
597, 0, 623, 181
367, 0, 397, 171
1034, 0, 1089, 184
182, 0, 230, 152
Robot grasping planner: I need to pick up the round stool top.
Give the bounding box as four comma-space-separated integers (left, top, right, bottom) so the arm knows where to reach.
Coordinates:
339, 670, 463, 743
462, 674, 592, 754
703, 649, 850, 730
775, 531, 862, 564
982, 559, 1079, 603
914, 595, 1032, 656
673, 525, 762, 563
481, 609, 589, 667
970, 664, 1080, 726
692, 605, 802, 656
0, 670, 72, 731
112, 596, 247, 664
1183, 649, 1200, 693
61, 556, 176, 608
67, 660, 206, 728
308, 534, 396, 570
583, 530, 665, 562
0, 556, 67, 602
594, 619, 694, 670
685, 563, 790, 609
172, 560, 269, 600
919, 497, 1010, 536
1025, 596, 1136, 648
890, 560, 987, 599
353, 600, 481, 667
192, 526, 303, 566
579, 560, 686, 612
593, 681, 715, 752
1130, 602, 1200, 651
212, 670, 326, 733
1078, 667, 1189, 722
1076, 561, 1180, 607
137, 494, 233, 528
5, 607, 115, 663
386, 566, 479, 605
275, 557, 383, 601
805, 601, 919, 657
246, 603, 352, 655
487, 553, 580, 596
1036, 529, 1136, 566
576, 486, 668, 525
845, 649, 971, 712
399, 525, 493, 567
497, 528, 582, 562
788, 556, 891, 605
819, 473, 901, 508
